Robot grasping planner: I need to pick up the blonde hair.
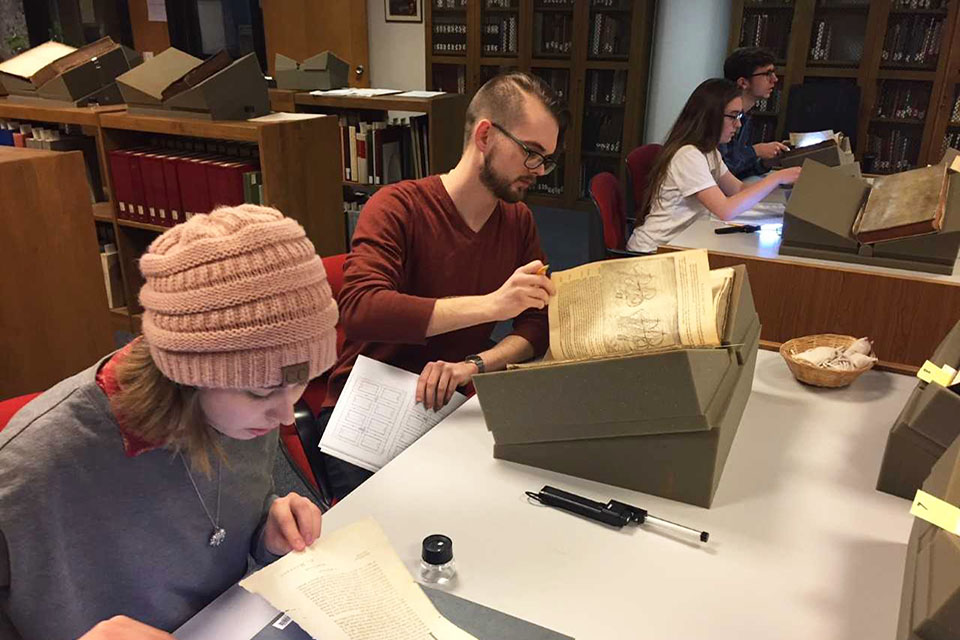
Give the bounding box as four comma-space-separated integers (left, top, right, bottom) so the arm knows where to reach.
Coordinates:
111, 338, 223, 475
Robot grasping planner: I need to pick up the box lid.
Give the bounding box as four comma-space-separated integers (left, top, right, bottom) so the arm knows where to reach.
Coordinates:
163, 53, 268, 120
784, 159, 868, 242
116, 48, 202, 105
302, 51, 349, 73
0, 41, 76, 83
30, 37, 120, 88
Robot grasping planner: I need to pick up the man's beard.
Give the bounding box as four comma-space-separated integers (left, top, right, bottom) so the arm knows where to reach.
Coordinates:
479, 152, 534, 203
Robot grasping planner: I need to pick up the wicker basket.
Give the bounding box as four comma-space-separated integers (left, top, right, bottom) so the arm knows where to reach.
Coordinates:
779, 334, 876, 388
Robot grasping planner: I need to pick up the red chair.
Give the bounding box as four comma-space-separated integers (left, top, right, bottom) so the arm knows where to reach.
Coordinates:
279, 253, 348, 510
625, 143, 662, 227
0, 393, 41, 432
589, 172, 634, 258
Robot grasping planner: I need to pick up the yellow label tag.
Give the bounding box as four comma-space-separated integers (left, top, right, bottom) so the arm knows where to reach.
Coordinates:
918, 360, 943, 384
933, 367, 957, 387
911, 489, 960, 536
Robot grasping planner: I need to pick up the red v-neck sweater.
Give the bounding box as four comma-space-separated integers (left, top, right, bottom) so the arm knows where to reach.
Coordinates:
323, 175, 549, 408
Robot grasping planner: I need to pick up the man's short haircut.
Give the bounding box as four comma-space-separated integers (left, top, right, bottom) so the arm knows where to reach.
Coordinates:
724, 47, 777, 83
463, 71, 568, 150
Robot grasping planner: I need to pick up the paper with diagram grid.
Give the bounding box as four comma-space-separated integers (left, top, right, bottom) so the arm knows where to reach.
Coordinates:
319, 356, 467, 472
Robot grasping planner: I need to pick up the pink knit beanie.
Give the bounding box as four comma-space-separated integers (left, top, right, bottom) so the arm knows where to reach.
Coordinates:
138, 204, 338, 389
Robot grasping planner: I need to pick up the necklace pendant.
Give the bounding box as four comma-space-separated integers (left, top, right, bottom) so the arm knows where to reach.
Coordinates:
209, 527, 226, 547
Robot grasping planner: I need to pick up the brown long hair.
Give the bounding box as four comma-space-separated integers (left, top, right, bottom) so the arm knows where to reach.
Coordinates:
642, 78, 741, 215
112, 338, 222, 475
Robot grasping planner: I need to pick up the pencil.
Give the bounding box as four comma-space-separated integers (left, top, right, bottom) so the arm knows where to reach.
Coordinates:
537, 264, 550, 276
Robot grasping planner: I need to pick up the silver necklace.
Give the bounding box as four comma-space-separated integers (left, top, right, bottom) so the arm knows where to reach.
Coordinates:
179, 452, 226, 547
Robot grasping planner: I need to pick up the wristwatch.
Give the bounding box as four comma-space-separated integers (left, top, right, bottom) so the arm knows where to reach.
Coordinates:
464, 354, 485, 374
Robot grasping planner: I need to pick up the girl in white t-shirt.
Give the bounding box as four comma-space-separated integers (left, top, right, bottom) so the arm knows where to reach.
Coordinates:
626, 78, 801, 253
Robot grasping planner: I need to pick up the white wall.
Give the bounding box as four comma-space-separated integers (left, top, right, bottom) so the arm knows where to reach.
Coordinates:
643, 0, 731, 144
367, 0, 426, 90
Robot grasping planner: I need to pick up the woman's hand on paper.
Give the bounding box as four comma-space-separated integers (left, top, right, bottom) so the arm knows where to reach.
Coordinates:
774, 166, 802, 186
264, 492, 323, 555
417, 360, 476, 411
77, 616, 174, 640
485, 260, 556, 322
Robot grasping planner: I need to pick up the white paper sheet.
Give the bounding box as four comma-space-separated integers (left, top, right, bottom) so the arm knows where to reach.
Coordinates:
395, 91, 446, 98
240, 519, 476, 640
319, 356, 467, 471
309, 88, 403, 97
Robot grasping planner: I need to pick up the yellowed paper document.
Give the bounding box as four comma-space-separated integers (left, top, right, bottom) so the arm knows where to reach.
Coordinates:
239, 519, 477, 640
546, 250, 721, 362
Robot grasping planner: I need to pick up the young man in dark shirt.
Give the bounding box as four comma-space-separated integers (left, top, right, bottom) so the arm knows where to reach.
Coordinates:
718, 47, 789, 179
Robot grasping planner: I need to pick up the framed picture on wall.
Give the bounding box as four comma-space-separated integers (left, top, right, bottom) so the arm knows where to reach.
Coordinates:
385, 0, 422, 23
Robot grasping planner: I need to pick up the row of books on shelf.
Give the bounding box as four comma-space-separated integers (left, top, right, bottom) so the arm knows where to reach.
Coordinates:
483, 15, 518, 55
484, 0, 516, 8
338, 115, 430, 186
865, 129, 917, 173
739, 13, 789, 60
536, 0, 574, 7
587, 70, 627, 106
108, 145, 262, 227
433, 0, 467, 8
753, 86, 781, 113
432, 65, 467, 95
589, 12, 629, 57
533, 11, 573, 56
808, 19, 839, 62
950, 89, 960, 122
590, 0, 631, 8
529, 170, 563, 197
0, 119, 103, 201
875, 83, 929, 120
942, 131, 960, 157
582, 110, 623, 154
882, 15, 943, 67
432, 21, 467, 54
533, 69, 568, 100
892, 0, 948, 8
95, 225, 125, 310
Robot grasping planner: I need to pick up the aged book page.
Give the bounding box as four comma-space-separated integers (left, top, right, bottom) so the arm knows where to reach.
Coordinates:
0, 41, 75, 80
852, 163, 948, 243
240, 519, 476, 640
710, 267, 736, 341
546, 249, 721, 362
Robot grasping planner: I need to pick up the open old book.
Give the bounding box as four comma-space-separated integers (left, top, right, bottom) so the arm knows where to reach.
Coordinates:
851, 159, 955, 244
515, 250, 735, 368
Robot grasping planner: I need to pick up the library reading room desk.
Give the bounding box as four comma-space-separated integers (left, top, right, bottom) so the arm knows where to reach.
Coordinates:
177, 351, 917, 640
663, 213, 960, 375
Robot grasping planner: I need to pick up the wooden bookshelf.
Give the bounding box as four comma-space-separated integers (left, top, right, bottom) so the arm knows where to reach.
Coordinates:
730, 0, 960, 174
424, 0, 656, 209
0, 147, 115, 397
268, 89, 468, 245
285, 90, 468, 177
96, 110, 344, 323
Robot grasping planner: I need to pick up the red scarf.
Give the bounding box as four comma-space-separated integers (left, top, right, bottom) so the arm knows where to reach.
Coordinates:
96, 339, 162, 457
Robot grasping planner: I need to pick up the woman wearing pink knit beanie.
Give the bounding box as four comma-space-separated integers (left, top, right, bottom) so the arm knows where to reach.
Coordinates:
0, 205, 339, 640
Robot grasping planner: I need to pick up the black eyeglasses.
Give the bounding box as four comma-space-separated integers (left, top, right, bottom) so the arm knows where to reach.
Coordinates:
491, 122, 558, 175
750, 69, 778, 79
723, 111, 744, 122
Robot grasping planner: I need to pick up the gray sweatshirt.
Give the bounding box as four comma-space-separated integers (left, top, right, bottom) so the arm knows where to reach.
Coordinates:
0, 358, 280, 640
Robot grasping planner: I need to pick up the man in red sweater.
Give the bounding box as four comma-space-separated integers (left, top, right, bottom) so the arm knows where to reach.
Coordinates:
317, 72, 567, 499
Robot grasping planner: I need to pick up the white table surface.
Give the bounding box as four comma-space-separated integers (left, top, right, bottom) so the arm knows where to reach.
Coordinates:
177, 351, 919, 640
669, 211, 960, 283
